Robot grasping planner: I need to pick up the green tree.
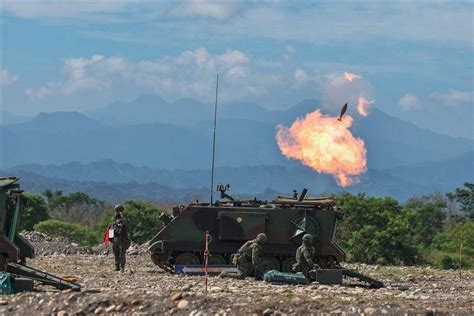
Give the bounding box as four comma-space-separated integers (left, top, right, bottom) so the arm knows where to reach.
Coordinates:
447, 183, 474, 219
336, 193, 417, 265
43, 190, 105, 227
20, 193, 50, 231
404, 195, 446, 247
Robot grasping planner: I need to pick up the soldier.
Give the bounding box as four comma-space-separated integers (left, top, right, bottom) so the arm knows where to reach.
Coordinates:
110, 204, 131, 272
219, 233, 267, 280
293, 233, 316, 279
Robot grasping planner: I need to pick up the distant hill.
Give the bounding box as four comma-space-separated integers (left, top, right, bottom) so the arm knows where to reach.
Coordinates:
2, 93, 473, 204
3, 170, 209, 204
383, 151, 474, 192
1, 111, 31, 126
6, 154, 472, 201
90, 95, 272, 126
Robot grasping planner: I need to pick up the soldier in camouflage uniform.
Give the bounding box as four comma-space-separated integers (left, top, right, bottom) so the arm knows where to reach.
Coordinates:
110, 204, 131, 272
219, 233, 267, 280
293, 234, 316, 279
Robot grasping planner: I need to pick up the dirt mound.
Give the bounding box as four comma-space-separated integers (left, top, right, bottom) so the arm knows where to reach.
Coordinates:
21, 231, 94, 256
21, 231, 150, 257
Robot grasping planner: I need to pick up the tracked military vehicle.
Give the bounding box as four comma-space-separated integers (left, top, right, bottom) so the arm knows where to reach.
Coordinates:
149, 186, 345, 273
0, 177, 80, 292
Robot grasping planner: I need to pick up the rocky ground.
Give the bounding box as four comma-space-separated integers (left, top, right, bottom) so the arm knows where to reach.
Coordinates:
1, 234, 472, 315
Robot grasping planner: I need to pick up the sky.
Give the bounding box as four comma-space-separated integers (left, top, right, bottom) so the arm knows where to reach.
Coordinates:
1, 1, 473, 138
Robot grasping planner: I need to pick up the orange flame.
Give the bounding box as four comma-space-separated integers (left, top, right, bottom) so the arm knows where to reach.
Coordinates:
356, 97, 375, 117
344, 72, 362, 82
276, 110, 367, 187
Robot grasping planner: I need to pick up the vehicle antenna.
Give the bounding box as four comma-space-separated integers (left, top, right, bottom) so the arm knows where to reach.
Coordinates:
210, 74, 219, 204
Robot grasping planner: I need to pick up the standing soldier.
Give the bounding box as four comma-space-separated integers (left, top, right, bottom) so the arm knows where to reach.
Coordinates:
110, 204, 131, 272
219, 233, 267, 280
293, 234, 316, 279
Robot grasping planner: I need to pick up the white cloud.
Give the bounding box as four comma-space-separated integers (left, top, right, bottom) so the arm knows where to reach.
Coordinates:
321, 72, 374, 113
0, 69, 19, 85
26, 55, 119, 100
26, 83, 60, 100
167, 1, 240, 19
25, 48, 261, 101
2, 0, 137, 22
294, 68, 310, 84
208, 3, 473, 47
399, 93, 422, 111
430, 90, 473, 107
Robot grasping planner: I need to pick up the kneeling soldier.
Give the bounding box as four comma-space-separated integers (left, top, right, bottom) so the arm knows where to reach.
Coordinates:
293, 233, 316, 279
220, 233, 267, 280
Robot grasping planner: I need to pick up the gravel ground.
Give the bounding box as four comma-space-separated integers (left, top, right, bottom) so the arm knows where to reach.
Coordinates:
0, 252, 472, 315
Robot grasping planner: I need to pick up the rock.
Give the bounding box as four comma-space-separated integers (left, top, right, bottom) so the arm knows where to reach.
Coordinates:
94, 307, 104, 314
177, 299, 189, 310
398, 285, 409, 291
406, 274, 415, 282
170, 292, 183, 301
263, 308, 273, 315
131, 299, 140, 306
364, 307, 377, 315
105, 305, 116, 313
115, 304, 124, 312
57, 311, 68, 316
0, 300, 8, 305
210, 286, 223, 293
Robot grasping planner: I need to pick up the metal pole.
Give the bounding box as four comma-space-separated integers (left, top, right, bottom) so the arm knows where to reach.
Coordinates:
459, 240, 463, 282
210, 74, 219, 204
204, 231, 209, 295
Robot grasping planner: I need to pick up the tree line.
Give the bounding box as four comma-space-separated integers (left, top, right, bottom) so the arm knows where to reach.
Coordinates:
20, 183, 473, 269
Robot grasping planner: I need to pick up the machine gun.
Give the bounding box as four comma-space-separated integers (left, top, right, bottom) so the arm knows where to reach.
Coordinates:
0, 177, 80, 292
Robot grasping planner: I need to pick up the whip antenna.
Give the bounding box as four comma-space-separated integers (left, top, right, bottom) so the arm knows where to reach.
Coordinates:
210, 74, 219, 204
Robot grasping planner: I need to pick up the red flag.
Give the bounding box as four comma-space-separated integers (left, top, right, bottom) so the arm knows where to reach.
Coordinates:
103, 224, 111, 246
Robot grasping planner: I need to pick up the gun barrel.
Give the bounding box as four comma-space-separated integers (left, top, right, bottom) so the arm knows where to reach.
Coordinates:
298, 188, 308, 202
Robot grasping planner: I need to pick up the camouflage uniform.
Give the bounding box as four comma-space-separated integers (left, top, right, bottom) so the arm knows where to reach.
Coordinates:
111, 204, 131, 271
293, 234, 316, 279
220, 233, 267, 280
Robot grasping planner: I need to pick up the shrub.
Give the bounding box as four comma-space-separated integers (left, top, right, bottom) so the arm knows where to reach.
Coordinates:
20, 193, 51, 231
428, 220, 473, 269
34, 219, 99, 246
440, 255, 455, 269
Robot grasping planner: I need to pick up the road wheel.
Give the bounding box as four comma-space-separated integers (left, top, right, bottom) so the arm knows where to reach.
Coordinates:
175, 252, 200, 265
208, 254, 227, 265
260, 256, 280, 272
282, 257, 296, 272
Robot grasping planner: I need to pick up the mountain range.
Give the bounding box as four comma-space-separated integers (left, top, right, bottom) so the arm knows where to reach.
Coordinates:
1, 95, 473, 202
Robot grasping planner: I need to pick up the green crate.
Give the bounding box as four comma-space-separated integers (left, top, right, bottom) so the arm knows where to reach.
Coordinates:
263, 270, 309, 285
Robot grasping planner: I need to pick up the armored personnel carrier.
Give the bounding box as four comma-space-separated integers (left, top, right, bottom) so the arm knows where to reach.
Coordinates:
149, 186, 345, 273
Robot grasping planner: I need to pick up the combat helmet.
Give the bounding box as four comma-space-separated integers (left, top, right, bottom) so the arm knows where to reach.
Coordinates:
302, 233, 313, 243
255, 233, 267, 244
114, 204, 124, 212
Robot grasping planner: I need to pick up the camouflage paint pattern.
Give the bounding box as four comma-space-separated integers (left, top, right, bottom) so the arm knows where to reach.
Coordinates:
149, 195, 346, 272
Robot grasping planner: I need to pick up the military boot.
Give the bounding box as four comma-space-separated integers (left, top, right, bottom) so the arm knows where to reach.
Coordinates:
115, 264, 120, 272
